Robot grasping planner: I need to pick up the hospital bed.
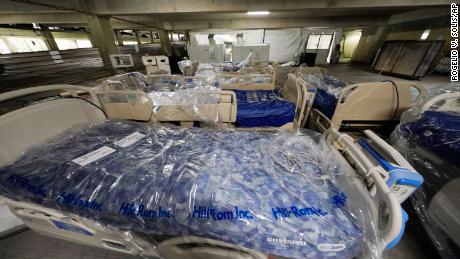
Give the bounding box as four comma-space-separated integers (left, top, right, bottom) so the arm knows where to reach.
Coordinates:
97, 72, 308, 129
0, 84, 421, 258
297, 69, 425, 133
391, 86, 460, 258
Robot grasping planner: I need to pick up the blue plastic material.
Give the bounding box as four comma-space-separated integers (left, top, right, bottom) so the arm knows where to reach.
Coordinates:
399, 111, 460, 167
0, 121, 365, 259
386, 208, 408, 250
358, 139, 423, 188
312, 88, 338, 119
234, 90, 296, 127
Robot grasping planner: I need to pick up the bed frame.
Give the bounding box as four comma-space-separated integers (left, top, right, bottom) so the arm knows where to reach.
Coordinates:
308, 81, 425, 133
0, 85, 414, 258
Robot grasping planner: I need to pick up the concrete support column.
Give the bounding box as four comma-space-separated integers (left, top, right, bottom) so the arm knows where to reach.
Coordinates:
114, 29, 124, 46
370, 26, 389, 64
158, 30, 172, 56
149, 31, 154, 43
184, 30, 190, 43
87, 15, 120, 69
41, 27, 59, 51
135, 30, 142, 45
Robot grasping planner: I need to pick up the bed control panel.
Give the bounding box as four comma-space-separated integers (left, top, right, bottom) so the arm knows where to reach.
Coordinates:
358, 138, 424, 203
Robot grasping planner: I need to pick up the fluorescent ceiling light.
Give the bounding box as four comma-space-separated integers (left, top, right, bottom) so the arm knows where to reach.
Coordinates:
420, 29, 430, 40
247, 11, 270, 15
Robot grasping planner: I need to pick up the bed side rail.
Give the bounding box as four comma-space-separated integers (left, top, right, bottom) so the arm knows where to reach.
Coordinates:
325, 129, 416, 252
219, 65, 275, 90
309, 108, 333, 133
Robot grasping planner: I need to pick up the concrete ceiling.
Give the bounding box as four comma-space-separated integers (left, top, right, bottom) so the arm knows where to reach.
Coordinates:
0, 0, 452, 30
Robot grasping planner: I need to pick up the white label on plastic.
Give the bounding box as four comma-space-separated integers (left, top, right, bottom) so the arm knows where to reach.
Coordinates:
162, 164, 174, 177
391, 184, 415, 202
317, 243, 346, 252
72, 146, 116, 166
114, 132, 146, 148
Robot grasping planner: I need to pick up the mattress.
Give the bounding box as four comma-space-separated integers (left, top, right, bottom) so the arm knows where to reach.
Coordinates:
0, 121, 365, 258
399, 111, 460, 167
234, 90, 296, 127
313, 89, 338, 119
301, 73, 346, 119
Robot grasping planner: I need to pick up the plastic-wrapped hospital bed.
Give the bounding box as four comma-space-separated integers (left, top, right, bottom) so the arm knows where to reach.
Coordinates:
297, 68, 425, 133
0, 84, 422, 258
97, 72, 308, 129
96, 73, 237, 128
391, 84, 460, 258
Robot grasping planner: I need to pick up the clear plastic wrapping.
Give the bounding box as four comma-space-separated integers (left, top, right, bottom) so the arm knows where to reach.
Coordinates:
97, 72, 224, 123
299, 72, 345, 98
391, 83, 460, 258
177, 60, 199, 76
299, 72, 347, 119
195, 65, 275, 89
0, 120, 382, 258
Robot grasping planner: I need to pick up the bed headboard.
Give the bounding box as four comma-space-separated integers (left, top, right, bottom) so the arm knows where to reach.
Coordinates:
0, 85, 106, 166
331, 81, 425, 129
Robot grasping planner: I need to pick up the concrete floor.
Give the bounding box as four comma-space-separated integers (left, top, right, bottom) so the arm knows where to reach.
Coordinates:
0, 64, 450, 259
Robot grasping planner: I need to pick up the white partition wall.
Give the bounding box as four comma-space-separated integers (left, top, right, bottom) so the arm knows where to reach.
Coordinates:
232, 44, 269, 62
263, 28, 302, 63
187, 44, 225, 63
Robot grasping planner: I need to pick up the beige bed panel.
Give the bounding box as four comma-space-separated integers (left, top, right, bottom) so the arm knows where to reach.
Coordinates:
0, 85, 106, 166
96, 89, 237, 124
330, 81, 424, 129
96, 91, 153, 121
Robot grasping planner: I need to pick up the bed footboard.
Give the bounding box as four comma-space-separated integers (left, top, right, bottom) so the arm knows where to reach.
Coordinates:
331, 81, 425, 130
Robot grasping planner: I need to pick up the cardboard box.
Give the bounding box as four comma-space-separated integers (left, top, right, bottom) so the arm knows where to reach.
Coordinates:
155, 55, 169, 65
158, 64, 171, 74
